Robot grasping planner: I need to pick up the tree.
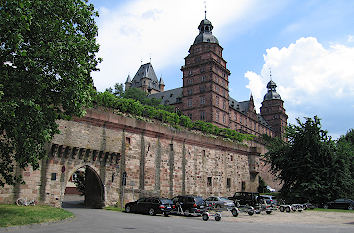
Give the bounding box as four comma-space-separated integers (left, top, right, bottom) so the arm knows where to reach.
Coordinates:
263, 116, 351, 204
335, 129, 354, 199
0, 0, 100, 186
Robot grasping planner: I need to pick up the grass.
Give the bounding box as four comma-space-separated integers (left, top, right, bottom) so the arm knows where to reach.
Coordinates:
308, 208, 354, 213
0, 204, 74, 228
104, 206, 125, 212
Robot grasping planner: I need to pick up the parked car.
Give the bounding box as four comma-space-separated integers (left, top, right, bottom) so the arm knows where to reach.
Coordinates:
259, 195, 277, 206
205, 196, 235, 209
266, 185, 276, 192
228, 192, 260, 207
125, 197, 175, 216
324, 199, 354, 210
172, 195, 206, 216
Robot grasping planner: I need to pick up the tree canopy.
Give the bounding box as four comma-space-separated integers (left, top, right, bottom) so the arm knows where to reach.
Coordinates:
263, 116, 354, 204
0, 0, 100, 186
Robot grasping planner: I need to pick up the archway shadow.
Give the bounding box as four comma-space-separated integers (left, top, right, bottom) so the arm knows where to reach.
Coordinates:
62, 194, 85, 208
62, 165, 105, 209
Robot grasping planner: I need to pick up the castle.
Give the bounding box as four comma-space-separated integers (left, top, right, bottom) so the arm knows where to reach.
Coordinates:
125, 17, 288, 140
0, 17, 286, 208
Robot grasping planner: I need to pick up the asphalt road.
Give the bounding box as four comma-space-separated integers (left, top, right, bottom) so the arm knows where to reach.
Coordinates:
1, 202, 353, 233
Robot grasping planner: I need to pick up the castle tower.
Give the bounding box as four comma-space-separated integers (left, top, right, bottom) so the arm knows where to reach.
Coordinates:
260, 80, 288, 139
181, 18, 230, 127
126, 62, 162, 94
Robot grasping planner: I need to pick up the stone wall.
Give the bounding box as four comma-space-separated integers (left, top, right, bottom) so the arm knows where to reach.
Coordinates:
0, 107, 267, 207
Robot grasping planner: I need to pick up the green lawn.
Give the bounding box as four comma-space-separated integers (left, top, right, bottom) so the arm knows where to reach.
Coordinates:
0, 204, 74, 228
309, 208, 354, 213
104, 206, 125, 212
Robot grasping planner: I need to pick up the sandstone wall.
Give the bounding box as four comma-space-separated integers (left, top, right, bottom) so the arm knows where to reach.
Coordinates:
1, 107, 265, 207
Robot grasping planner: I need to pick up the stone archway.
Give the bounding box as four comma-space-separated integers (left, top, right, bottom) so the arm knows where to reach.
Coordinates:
63, 165, 105, 209
84, 166, 105, 208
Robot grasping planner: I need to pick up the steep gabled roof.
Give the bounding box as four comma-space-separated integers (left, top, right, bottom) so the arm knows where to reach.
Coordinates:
148, 87, 183, 105
229, 96, 271, 128
131, 63, 160, 91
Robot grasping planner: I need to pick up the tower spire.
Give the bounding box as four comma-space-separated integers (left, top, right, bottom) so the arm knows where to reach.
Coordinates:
204, 1, 207, 19
269, 67, 272, 81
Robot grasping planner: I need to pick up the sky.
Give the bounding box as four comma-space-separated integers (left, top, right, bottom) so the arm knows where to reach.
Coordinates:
89, 0, 354, 139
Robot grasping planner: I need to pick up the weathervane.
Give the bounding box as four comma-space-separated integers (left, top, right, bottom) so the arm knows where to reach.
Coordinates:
269, 67, 272, 81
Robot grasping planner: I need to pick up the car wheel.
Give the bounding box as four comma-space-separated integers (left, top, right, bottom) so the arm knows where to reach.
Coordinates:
266, 210, 272, 214
202, 213, 209, 221
248, 210, 254, 216
323, 204, 328, 209
231, 208, 238, 217
285, 207, 291, 212
149, 208, 156, 216
215, 214, 221, 221
163, 212, 169, 217
348, 205, 353, 210
279, 206, 284, 212
184, 209, 190, 216
125, 206, 131, 213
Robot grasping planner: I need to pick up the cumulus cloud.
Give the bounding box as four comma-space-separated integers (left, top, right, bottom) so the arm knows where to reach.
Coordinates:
91, 0, 261, 91
245, 37, 354, 136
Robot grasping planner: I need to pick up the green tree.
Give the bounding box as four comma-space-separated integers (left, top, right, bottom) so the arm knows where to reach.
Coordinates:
0, 0, 100, 186
263, 116, 350, 204
335, 129, 354, 199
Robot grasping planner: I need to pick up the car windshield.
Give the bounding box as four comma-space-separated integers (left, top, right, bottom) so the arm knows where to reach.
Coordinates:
160, 199, 173, 204
220, 197, 229, 201
194, 197, 204, 204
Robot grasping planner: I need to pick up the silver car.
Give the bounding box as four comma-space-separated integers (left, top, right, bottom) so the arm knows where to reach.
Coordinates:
205, 196, 235, 209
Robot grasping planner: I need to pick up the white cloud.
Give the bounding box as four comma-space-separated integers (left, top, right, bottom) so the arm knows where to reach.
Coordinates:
245, 37, 354, 137
91, 0, 261, 91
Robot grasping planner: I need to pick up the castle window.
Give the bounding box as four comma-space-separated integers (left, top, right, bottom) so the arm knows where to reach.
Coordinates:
216, 110, 219, 121
207, 177, 212, 187
200, 85, 205, 93
223, 114, 226, 123
188, 113, 192, 119
215, 96, 219, 106
201, 76, 206, 82
188, 98, 192, 107
223, 100, 226, 110
215, 86, 219, 92
187, 88, 193, 95
188, 70, 192, 76
187, 78, 193, 84
241, 181, 246, 191
200, 96, 205, 105
200, 111, 206, 120
125, 137, 131, 145
227, 178, 231, 189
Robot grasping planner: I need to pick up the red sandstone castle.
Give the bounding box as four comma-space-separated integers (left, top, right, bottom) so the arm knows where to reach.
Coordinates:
125, 17, 287, 140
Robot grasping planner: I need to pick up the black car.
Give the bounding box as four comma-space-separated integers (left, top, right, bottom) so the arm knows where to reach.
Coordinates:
172, 195, 206, 216
125, 197, 175, 216
324, 199, 354, 210
229, 192, 261, 207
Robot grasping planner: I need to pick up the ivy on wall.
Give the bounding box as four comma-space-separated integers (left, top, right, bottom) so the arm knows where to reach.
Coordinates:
93, 91, 254, 143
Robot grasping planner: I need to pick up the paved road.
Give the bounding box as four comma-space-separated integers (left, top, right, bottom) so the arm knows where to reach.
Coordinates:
1, 201, 353, 233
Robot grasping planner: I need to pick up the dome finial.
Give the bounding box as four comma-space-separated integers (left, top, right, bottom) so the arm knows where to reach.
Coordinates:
269, 67, 272, 81
204, 1, 207, 19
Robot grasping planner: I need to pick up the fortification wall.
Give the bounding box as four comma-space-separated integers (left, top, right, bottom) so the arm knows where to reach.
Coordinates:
1, 107, 267, 207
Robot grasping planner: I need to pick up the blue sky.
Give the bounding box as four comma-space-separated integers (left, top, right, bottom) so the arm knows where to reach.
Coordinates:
89, 0, 354, 139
